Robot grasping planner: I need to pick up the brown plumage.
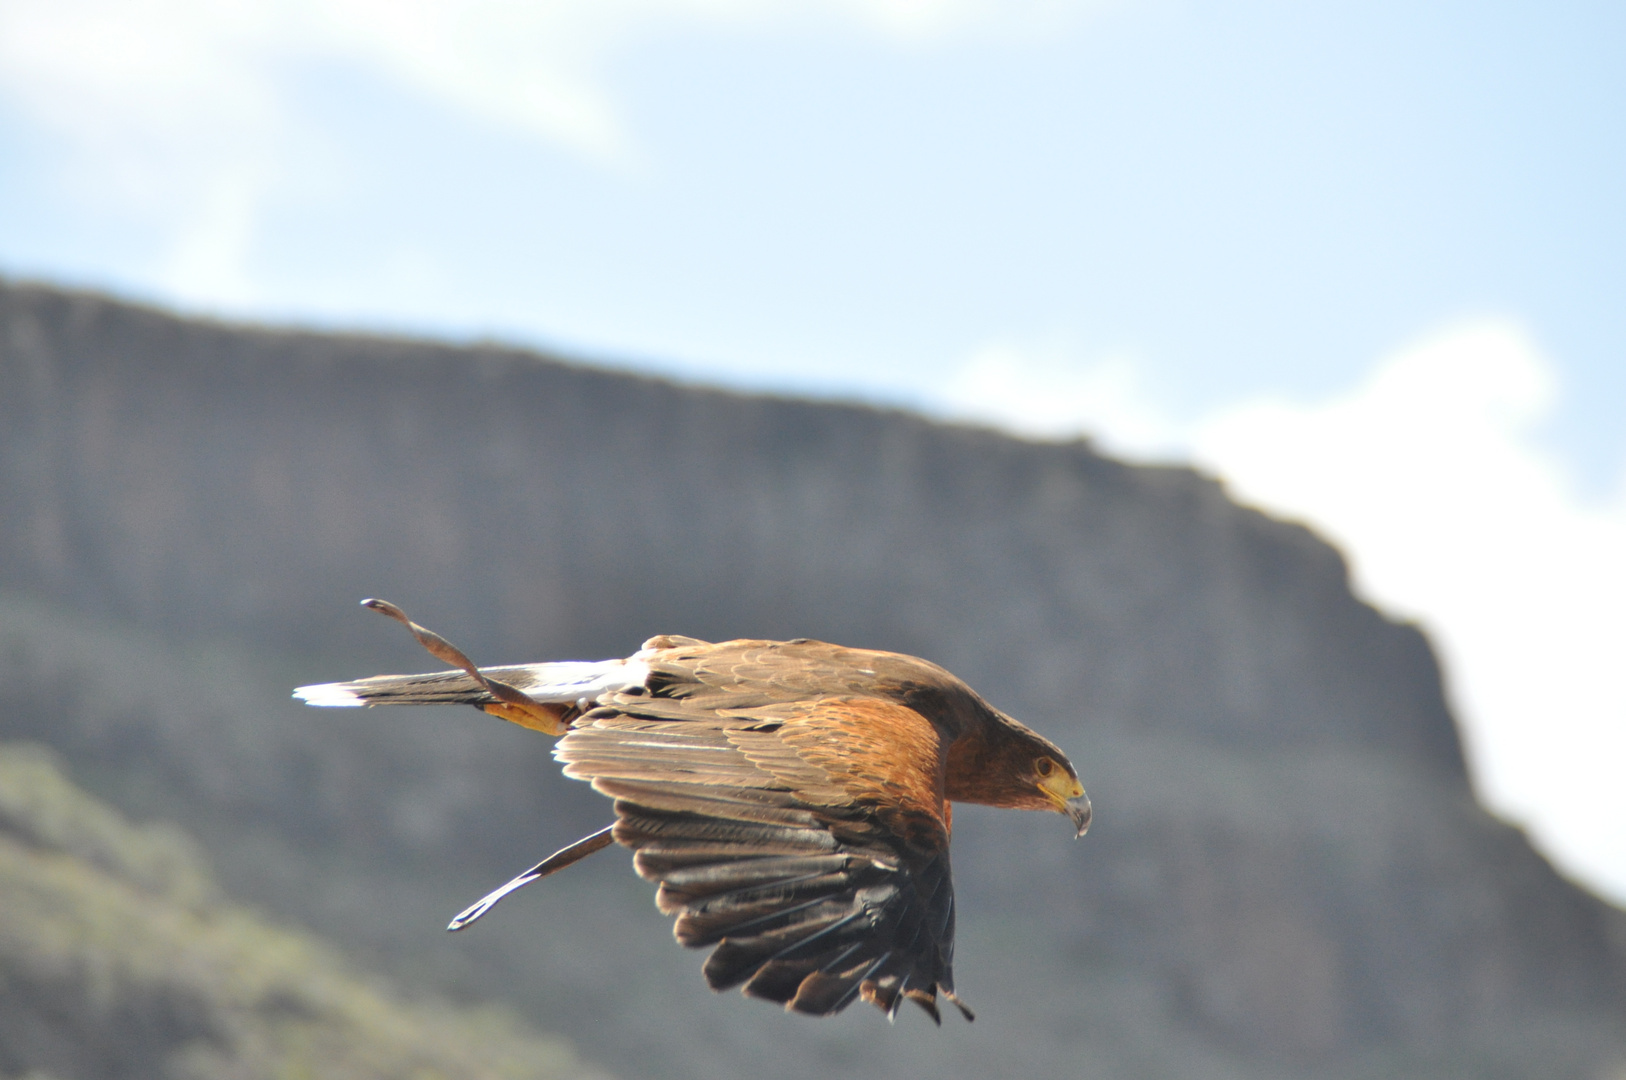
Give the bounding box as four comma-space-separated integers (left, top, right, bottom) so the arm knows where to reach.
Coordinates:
295, 600, 1090, 1024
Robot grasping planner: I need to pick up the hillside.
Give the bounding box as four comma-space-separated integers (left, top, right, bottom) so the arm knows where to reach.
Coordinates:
1, 279, 1621, 1079
0, 740, 605, 1080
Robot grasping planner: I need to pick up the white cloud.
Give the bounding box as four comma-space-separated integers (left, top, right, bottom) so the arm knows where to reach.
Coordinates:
932, 340, 1185, 456
1190, 320, 1626, 903
159, 165, 266, 303
0, 0, 292, 303
0, 0, 1101, 304
931, 323, 1626, 903
0, 0, 1095, 162
0, 0, 284, 205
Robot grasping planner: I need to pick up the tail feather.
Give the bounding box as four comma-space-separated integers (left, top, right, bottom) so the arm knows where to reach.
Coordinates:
294, 659, 649, 709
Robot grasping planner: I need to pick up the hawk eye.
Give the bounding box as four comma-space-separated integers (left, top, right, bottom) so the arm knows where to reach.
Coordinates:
1035, 757, 1055, 778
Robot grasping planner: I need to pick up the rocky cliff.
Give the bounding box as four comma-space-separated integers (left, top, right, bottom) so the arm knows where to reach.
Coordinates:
1, 279, 1622, 1080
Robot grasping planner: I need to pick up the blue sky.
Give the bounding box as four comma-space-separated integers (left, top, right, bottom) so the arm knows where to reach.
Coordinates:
2, 0, 1622, 900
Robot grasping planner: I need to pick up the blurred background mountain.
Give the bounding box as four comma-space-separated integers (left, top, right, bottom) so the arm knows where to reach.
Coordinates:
0, 739, 605, 1080
1, 280, 1622, 1079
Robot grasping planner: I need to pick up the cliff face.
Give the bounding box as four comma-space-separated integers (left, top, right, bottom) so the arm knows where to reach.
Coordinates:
1, 280, 1621, 1080
0, 283, 1467, 768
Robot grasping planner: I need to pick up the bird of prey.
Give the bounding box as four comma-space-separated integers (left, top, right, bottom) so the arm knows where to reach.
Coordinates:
294, 599, 1090, 1024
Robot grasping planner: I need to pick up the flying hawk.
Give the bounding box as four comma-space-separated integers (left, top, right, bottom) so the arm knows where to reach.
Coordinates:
294, 599, 1090, 1024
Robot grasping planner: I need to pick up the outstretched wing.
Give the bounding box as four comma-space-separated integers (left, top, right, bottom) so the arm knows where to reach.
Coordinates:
555, 692, 972, 1023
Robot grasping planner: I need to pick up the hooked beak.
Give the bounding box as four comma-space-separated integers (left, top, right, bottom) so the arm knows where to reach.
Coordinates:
1039, 771, 1092, 837
1065, 793, 1092, 837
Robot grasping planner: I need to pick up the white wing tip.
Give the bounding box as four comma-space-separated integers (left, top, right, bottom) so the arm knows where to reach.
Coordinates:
293, 682, 365, 707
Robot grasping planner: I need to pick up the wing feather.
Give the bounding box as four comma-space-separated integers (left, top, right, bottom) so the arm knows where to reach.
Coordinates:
554, 681, 965, 1021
